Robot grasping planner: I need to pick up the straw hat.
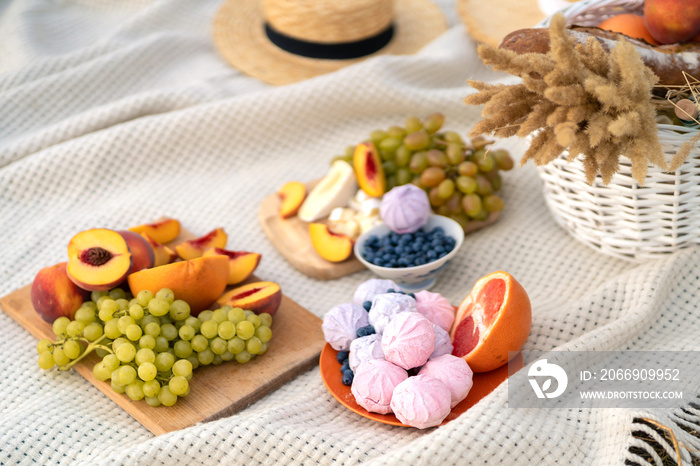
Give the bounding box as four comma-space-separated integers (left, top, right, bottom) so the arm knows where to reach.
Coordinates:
213, 0, 448, 86
457, 0, 580, 47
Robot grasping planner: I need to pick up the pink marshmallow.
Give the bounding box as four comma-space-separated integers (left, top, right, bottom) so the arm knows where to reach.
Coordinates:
351, 359, 408, 415
430, 324, 453, 360
390, 374, 452, 429
414, 290, 455, 332
380, 185, 431, 234
381, 312, 435, 370
353, 279, 401, 306
349, 334, 384, 372
322, 303, 369, 351
368, 292, 417, 335
419, 354, 473, 408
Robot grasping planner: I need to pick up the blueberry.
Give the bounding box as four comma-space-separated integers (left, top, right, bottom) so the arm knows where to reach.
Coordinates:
427, 250, 437, 260
362, 301, 372, 312
398, 258, 408, 267
408, 292, 416, 299
341, 359, 350, 372
435, 245, 445, 254
411, 243, 422, 252
336, 351, 349, 364
394, 246, 403, 255
422, 244, 431, 253
342, 370, 354, 386
356, 325, 376, 337
387, 288, 395, 293
446, 237, 456, 247
415, 257, 426, 266
433, 227, 445, 236
374, 259, 384, 267
439, 251, 448, 258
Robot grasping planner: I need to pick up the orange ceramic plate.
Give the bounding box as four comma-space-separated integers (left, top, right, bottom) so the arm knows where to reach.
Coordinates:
320, 343, 522, 427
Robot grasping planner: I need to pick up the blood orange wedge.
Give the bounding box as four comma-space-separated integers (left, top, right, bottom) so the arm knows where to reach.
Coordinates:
450, 271, 531, 373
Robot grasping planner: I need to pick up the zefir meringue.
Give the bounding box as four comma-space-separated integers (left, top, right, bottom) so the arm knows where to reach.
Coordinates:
390, 374, 452, 429
368, 293, 417, 335
419, 354, 473, 408
351, 359, 408, 415
381, 312, 435, 370
353, 279, 402, 306
414, 290, 455, 332
429, 324, 454, 360
322, 303, 368, 351
348, 334, 384, 372
379, 185, 431, 234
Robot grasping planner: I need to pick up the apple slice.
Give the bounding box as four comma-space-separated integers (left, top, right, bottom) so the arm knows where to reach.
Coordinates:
217, 281, 282, 316
297, 160, 357, 222
140, 233, 178, 267
278, 181, 307, 219
203, 247, 261, 285
175, 227, 228, 260
309, 223, 354, 262
128, 218, 181, 244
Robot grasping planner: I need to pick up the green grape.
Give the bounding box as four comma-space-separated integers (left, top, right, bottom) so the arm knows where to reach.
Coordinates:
475, 175, 493, 195
385, 175, 397, 192
200, 320, 218, 339
53, 347, 70, 366
135, 348, 156, 365
143, 379, 161, 397
395, 145, 411, 167
387, 125, 406, 139
473, 209, 489, 221
98, 298, 119, 314
382, 160, 397, 176
258, 313, 273, 328
117, 316, 135, 335
161, 323, 178, 341
144, 322, 160, 338
91, 290, 108, 303
83, 323, 103, 341
169, 300, 190, 321
458, 161, 478, 177
66, 321, 85, 338
404, 130, 430, 151
52, 316, 70, 336
174, 340, 193, 359
475, 152, 495, 172
155, 288, 175, 304
168, 376, 188, 396
235, 351, 252, 364
81, 301, 98, 311
409, 151, 429, 174
157, 386, 178, 407
145, 395, 161, 407
63, 340, 82, 359
126, 381, 145, 401
227, 307, 246, 325
38, 351, 55, 370
244, 310, 254, 319
405, 116, 423, 133
446, 143, 465, 165
420, 167, 446, 188
155, 352, 175, 372
128, 304, 144, 320
451, 213, 471, 231
125, 324, 142, 341
436, 204, 451, 216
197, 348, 215, 366
103, 354, 120, 371
379, 137, 402, 155
259, 342, 269, 355
138, 335, 155, 350
74, 306, 96, 324
429, 187, 447, 207
112, 337, 128, 351
492, 149, 514, 170
187, 356, 199, 371
154, 336, 169, 353
246, 337, 263, 355
115, 298, 130, 311
117, 365, 137, 386
396, 168, 412, 186
148, 298, 170, 317
443, 131, 464, 145
172, 359, 193, 377
116, 342, 136, 363
136, 290, 154, 307
159, 315, 173, 326
456, 176, 477, 194
485, 171, 502, 191
426, 150, 448, 168
95, 347, 110, 358
483, 194, 505, 212
217, 321, 236, 340
255, 326, 272, 343
369, 129, 388, 144
95, 296, 111, 311
437, 179, 455, 199
184, 316, 201, 333
446, 192, 463, 214
104, 319, 122, 339
178, 325, 195, 341
191, 334, 209, 353
108, 288, 127, 300
462, 194, 484, 218
140, 314, 159, 327
111, 380, 126, 394
221, 351, 234, 362
422, 113, 445, 134
227, 337, 246, 355
92, 361, 111, 381
198, 310, 214, 322
210, 337, 227, 355
236, 321, 255, 340
36, 339, 53, 354
212, 308, 228, 323
247, 314, 262, 329
345, 145, 355, 157
129, 298, 139, 308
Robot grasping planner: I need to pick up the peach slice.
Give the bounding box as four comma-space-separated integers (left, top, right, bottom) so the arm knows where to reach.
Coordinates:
128, 218, 181, 244
278, 181, 307, 219
67, 228, 133, 291
127, 256, 229, 316
309, 223, 354, 262
117, 230, 155, 273
140, 233, 178, 267
353, 141, 386, 197
175, 227, 228, 261
217, 281, 282, 316
202, 247, 261, 285
31, 262, 91, 323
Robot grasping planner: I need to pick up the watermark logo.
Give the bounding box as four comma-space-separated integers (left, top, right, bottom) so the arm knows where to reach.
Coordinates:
528, 359, 568, 399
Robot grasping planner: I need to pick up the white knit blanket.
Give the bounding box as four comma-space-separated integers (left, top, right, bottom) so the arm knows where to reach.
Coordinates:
2, 1, 698, 464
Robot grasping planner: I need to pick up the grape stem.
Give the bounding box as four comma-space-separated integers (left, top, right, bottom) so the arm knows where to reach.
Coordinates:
59, 334, 109, 371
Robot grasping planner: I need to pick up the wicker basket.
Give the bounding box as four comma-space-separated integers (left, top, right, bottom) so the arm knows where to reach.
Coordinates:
534, 0, 700, 262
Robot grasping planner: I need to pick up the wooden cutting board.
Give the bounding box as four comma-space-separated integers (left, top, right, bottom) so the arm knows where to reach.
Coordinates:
259, 181, 500, 280
0, 226, 325, 436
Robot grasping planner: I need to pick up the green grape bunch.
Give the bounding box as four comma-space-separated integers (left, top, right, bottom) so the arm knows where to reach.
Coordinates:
36, 287, 274, 408
332, 113, 515, 230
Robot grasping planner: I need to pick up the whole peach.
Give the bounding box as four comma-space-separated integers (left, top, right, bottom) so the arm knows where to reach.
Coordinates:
644, 0, 700, 44
31, 262, 90, 323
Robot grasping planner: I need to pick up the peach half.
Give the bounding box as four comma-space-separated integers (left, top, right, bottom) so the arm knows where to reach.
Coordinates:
353, 141, 385, 197
175, 227, 228, 261
216, 281, 282, 316
127, 255, 229, 316
278, 181, 307, 219
128, 218, 181, 244
117, 230, 154, 273
31, 262, 91, 323
309, 223, 354, 262
140, 233, 178, 267
67, 228, 133, 291
202, 247, 261, 285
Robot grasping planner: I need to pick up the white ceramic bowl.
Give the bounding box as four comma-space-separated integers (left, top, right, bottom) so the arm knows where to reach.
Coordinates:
353, 214, 465, 292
